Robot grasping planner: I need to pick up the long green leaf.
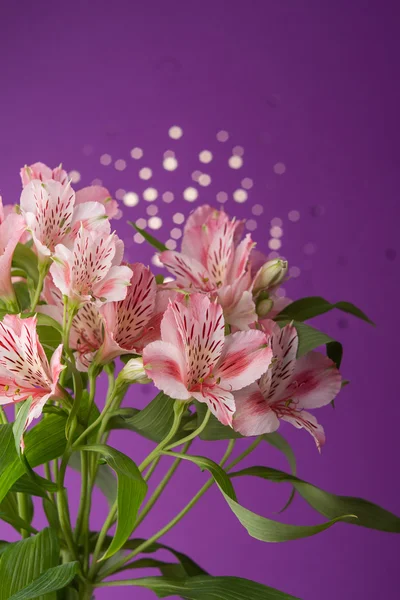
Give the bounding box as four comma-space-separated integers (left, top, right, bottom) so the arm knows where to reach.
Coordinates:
80, 445, 147, 560
195, 401, 242, 441
0, 415, 67, 504
12, 244, 39, 286
128, 222, 168, 252
8, 563, 80, 600
230, 466, 400, 533
99, 575, 300, 599
69, 452, 117, 507
0, 528, 59, 600
276, 296, 373, 325
13, 397, 33, 455
164, 452, 354, 542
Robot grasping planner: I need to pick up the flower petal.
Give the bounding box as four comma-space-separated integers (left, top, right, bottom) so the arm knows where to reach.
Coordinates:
159, 251, 211, 290
288, 351, 342, 409
192, 386, 235, 427
143, 340, 189, 400
282, 410, 326, 451
233, 383, 280, 436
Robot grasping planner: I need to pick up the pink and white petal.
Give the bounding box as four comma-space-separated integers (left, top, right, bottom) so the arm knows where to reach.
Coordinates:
218, 282, 256, 331
50, 344, 65, 387
289, 351, 342, 409
20, 162, 53, 187
92, 264, 133, 304
233, 384, 280, 436
228, 234, 255, 282
205, 216, 237, 287
192, 385, 235, 427
216, 329, 271, 391
159, 251, 211, 290
259, 323, 298, 403
70, 201, 107, 234
112, 237, 125, 267
50, 244, 74, 297
183, 205, 215, 233
143, 340, 189, 400
282, 410, 326, 451
0, 213, 26, 299
75, 186, 120, 220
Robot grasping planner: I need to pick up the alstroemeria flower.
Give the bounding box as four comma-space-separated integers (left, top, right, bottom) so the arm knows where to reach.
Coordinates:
0, 315, 64, 445
20, 162, 68, 187
160, 206, 257, 330
233, 320, 342, 450
75, 186, 121, 220
143, 294, 272, 426
0, 206, 27, 309
50, 224, 132, 308
20, 180, 108, 260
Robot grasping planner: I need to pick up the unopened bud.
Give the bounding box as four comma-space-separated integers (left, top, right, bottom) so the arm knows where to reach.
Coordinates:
117, 358, 151, 385
253, 259, 288, 293
256, 298, 274, 317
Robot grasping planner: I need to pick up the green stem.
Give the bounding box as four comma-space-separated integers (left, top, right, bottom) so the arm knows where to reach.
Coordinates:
225, 437, 262, 471
143, 455, 161, 483
88, 502, 118, 579
29, 260, 49, 313
162, 408, 211, 451
17, 493, 30, 538
0, 406, 8, 425
57, 451, 78, 561
135, 441, 192, 529
74, 451, 90, 545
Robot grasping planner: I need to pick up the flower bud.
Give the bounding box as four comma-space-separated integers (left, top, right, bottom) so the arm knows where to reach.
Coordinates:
256, 298, 274, 317
117, 358, 151, 385
253, 259, 288, 294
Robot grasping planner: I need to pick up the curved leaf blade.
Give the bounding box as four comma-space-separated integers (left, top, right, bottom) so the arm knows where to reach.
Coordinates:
128, 222, 168, 252
8, 563, 80, 600
276, 296, 373, 325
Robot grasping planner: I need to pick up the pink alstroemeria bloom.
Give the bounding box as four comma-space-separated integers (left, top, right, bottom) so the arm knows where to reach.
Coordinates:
0, 206, 27, 309
50, 224, 132, 308
159, 205, 257, 330
0, 315, 64, 447
20, 162, 68, 187
75, 186, 122, 220
20, 180, 108, 260
233, 320, 342, 450
143, 294, 272, 426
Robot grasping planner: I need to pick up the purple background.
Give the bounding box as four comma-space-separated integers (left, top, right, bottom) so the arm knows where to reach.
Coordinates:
1, 1, 399, 598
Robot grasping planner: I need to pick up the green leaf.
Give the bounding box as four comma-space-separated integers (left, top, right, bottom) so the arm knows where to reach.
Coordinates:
14, 281, 31, 311
0, 528, 59, 600
276, 296, 373, 325
35, 313, 63, 333
128, 222, 168, 252
326, 340, 343, 369
102, 575, 300, 599
12, 244, 39, 287
229, 466, 400, 533
11, 473, 58, 497
277, 320, 335, 357
69, 452, 117, 507
13, 398, 33, 455
110, 392, 195, 443
195, 401, 242, 441
80, 445, 147, 560
164, 451, 355, 542
0, 415, 67, 504
8, 563, 80, 600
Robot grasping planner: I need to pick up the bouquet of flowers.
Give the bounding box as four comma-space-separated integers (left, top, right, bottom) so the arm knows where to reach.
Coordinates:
0, 162, 398, 600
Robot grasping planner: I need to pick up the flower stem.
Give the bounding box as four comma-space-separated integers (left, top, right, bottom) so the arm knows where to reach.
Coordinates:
163, 408, 211, 451
17, 493, 30, 538
29, 260, 50, 313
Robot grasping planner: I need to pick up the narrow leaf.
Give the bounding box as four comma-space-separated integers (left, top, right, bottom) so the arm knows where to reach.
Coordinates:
8, 563, 80, 600
128, 222, 168, 252
69, 452, 117, 507
276, 296, 373, 325
12, 244, 39, 286
13, 398, 33, 455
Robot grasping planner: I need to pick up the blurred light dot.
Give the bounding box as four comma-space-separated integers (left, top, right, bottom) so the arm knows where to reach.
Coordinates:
152, 254, 163, 267
68, 170, 81, 183
270, 226, 283, 238
183, 187, 198, 201
268, 251, 280, 259
232, 145, 244, 156
146, 205, 158, 216
130, 147, 143, 159
173, 212, 185, 224
139, 167, 152, 180
198, 174, 211, 187
114, 159, 126, 171
229, 155, 243, 169
115, 188, 126, 200
163, 156, 178, 171
134, 232, 145, 244
123, 192, 139, 207
100, 154, 112, 166
252, 204, 263, 216
143, 187, 158, 202
246, 219, 257, 231
171, 227, 182, 239
163, 276, 175, 283
166, 239, 177, 250
163, 150, 175, 158
136, 218, 147, 229
148, 216, 162, 230
288, 210, 300, 222
241, 177, 253, 189
303, 242, 316, 255
273, 162, 286, 175
216, 130, 229, 142
276, 288, 286, 298
216, 191, 228, 204
199, 150, 213, 163
269, 238, 282, 250
162, 191, 174, 203
169, 125, 183, 139
191, 170, 202, 182
271, 217, 283, 227
233, 189, 248, 203
289, 266, 301, 278
91, 178, 102, 186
